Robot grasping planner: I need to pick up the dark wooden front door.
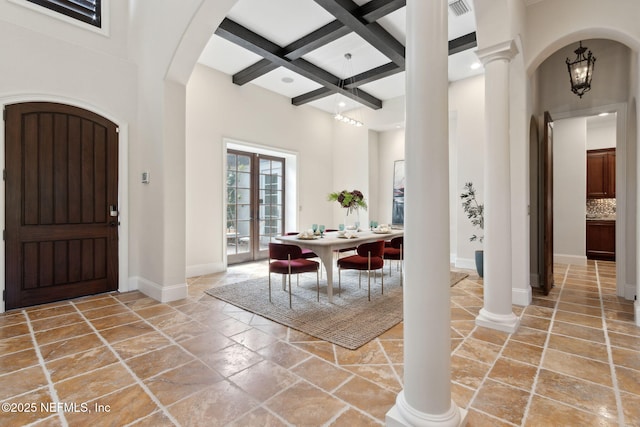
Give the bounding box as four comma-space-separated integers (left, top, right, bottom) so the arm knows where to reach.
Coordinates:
542, 111, 554, 295
5, 102, 119, 309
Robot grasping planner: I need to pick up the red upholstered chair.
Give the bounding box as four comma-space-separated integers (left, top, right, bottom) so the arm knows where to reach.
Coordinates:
268, 243, 320, 308
383, 236, 403, 285
337, 240, 385, 301
285, 232, 318, 259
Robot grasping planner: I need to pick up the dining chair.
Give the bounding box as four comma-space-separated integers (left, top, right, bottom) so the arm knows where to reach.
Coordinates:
337, 240, 385, 301
268, 243, 320, 308
383, 236, 403, 285
285, 232, 318, 259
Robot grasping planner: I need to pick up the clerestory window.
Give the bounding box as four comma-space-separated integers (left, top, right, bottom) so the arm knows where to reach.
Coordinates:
26, 0, 101, 28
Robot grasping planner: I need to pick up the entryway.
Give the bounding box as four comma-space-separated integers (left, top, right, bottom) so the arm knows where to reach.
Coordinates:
4, 102, 119, 309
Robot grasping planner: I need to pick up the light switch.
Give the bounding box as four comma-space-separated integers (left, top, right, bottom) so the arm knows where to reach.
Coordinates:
142, 171, 150, 184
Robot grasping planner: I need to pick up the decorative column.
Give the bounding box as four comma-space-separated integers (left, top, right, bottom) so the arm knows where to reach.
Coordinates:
386, 0, 466, 425
475, 41, 520, 333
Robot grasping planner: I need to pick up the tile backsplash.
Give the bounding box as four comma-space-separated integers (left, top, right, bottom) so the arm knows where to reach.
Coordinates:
586, 198, 616, 217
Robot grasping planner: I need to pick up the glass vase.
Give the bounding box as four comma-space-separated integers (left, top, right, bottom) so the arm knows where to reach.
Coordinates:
345, 209, 360, 231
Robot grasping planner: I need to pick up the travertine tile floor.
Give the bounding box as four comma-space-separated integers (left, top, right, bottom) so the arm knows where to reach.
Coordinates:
0, 260, 638, 426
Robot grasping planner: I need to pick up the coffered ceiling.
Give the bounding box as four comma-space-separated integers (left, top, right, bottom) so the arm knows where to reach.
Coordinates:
198, 0, 482, 118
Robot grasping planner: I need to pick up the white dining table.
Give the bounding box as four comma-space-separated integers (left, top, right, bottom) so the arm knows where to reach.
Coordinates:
275, 229, 403, 303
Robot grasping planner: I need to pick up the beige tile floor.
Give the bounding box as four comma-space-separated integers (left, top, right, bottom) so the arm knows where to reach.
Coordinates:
0, 260, 638, 426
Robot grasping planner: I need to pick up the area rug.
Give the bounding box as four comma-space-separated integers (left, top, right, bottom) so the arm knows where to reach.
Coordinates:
205, 270, 468, 350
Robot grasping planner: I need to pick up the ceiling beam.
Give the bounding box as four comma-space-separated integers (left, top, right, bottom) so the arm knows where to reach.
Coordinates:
449, 32, 477, 55
359, 0, 406, 22
232, 59, 278, 86
284, 20, 351, 60
313, 0, 405, 67
292, 87, 333, 106
215, 18, 382, 109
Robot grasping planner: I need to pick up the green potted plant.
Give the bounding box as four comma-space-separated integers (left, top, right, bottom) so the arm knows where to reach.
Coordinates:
460, 182, 484, 277
328, 189, 367, 230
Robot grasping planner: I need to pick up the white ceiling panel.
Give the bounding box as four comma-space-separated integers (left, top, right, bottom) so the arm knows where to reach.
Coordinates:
226, 0, 335, 47
448, 49, 483, 81
360, 72, 405, 101
198, 35, 262, 75
302, 32, 391, 79
251, 67, 323, 98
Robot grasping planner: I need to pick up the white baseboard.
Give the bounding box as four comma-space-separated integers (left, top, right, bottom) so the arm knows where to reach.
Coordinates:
454, 257, 476, 271
624, 283, 637, 301
635, 301, 640, 327
133, 276, 188, 303
186, 262, 226, 278
553, 254, 587, 266
512, 286, 532, 306
476, 308, 520, 333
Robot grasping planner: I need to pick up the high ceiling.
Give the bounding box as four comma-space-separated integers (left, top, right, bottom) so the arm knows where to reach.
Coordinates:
198, 0, 482, 119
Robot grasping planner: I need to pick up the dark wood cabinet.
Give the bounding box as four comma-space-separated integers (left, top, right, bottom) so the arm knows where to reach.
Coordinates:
586, 220, 615, 260
586, 148, 616, 198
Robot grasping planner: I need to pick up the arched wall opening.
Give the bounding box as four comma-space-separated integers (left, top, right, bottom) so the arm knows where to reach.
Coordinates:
528, 37, 637, 300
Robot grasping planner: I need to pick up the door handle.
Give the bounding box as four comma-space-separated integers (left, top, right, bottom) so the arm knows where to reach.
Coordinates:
109, 221, 120, 227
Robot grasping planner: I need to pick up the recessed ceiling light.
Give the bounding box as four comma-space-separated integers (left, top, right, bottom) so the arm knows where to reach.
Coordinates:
281, 77, 294, 84
338, 101, 346, 108
470, 62, 481, 70
598, 112, 609, 117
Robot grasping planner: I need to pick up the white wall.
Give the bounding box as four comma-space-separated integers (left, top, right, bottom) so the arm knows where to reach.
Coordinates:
587, 116, 617, 149
553, 117, 587, 264
186, 64, 337, 275
449, 75, 486, 268
376, 129, 405, 226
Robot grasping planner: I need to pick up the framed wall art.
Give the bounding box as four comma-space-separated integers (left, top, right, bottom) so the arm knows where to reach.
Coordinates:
392, 160, 404, 226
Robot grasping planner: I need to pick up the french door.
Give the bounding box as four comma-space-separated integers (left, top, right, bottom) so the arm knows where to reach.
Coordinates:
226, 150, 285, 264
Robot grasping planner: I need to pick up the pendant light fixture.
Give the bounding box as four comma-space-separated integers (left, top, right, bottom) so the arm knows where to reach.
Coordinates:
333, 53, 363, 127
566, 41, 596, 98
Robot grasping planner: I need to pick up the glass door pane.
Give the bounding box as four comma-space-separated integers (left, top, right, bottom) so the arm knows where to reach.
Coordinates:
226, 150, 285, 264
257, 156, 284, 257
226, 152, 253, 263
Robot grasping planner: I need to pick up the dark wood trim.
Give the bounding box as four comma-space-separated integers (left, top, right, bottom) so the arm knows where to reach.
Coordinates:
449, 32, 477, 55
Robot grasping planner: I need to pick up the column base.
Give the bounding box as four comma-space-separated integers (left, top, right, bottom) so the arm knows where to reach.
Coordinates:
386, 391, 468, 427
476, 308, 520, 333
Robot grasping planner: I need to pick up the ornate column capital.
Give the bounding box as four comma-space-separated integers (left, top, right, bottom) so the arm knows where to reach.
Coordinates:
476, 40, 518, 66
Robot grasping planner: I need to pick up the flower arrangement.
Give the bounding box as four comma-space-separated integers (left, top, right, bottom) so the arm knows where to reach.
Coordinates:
328, 189, 367, 214
460, 182, 484, 243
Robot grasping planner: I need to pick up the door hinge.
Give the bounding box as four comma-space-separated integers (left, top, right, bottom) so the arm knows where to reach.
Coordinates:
2, 169, 6, 181
2, 230, 5, 241
2, 290, 5, 301
2, 109, 6, 122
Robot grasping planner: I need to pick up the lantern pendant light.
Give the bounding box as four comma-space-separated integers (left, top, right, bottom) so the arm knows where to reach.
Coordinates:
566, 41, 596, 98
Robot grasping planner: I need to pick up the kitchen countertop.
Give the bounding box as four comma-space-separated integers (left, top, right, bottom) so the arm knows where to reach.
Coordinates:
586, 215, 616, 221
